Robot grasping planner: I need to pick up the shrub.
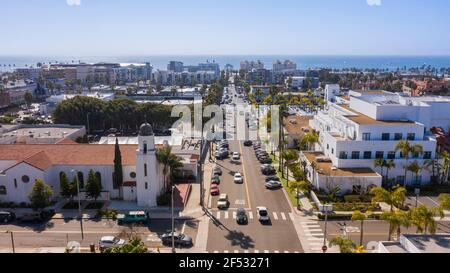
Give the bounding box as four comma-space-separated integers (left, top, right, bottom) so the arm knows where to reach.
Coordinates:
84, 202, 104, 210
62, 201, 79, 210
344, 195, 361, 203
157, 192, 171, 206
332, 203, 381, 212
97, 209, 118, 219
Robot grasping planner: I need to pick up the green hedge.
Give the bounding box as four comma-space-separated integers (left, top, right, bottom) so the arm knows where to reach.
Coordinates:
332, 202, 381, 212
318, 213, 381, 221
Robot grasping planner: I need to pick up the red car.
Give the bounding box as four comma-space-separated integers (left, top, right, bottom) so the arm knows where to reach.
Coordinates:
210, 184, 220, 196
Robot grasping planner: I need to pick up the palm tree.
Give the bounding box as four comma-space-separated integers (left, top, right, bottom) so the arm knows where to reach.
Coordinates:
156, 145, 183, 191
438, 193, 450, 210
410, 205, 444, 234
424, 159, 440, 184
281, 149, 299, 184
330, 236, 356, 253
374, 158, 385, 183
300, 131, 319, 151
287, 179, 308, 207
371, 185, 407, 212
380, 210, 411, 241
441, 151, 450, 184
395, 140, 423, 186
406, 161, 422, 186
351, 210, 371, 247
384, 160, 396, 187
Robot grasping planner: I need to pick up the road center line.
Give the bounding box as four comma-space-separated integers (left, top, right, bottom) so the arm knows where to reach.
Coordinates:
238, 140, 252, 210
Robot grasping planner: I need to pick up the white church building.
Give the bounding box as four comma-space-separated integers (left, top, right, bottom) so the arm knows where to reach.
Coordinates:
0, 123, 190, 207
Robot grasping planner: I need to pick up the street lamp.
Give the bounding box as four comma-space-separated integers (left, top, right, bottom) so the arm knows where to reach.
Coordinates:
71, 169, 84, 240
171, 185, 176, 253
5, 231, 15, 253
322, 204, 333, 253
415, 188, 421, 208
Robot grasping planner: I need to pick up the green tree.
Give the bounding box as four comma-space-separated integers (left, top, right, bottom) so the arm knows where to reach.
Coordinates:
438, 194, 450, 210
371, 185, 406, 212
424, 159, 441, 184
86, 170, 102, 201
374, 158, 385, 182
104, 236, 149, 253
384, 160, 396, 186
395, 140, 423, 186
351, 210, 371, 247
287, 179, 308, 207
59, 172, 72, 200
28, 179, 53, 210
380, 210, 411, 241
330, 236, 356, 253
113, 138, 124, 194
300, 131, 319, 151
441, 151, 450, 184
281, 149, 299, 184
406, 161, 422, 185
156, 145, 184, 191
410, 205, 444, 234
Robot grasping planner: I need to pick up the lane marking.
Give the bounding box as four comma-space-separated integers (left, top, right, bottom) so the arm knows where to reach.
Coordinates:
244, 250, 249, 253
308, 238, 323, 241
281, 212, 286, 220
427, 197, 440, 206
264, 250, 269, 253
254, 250, 259, 253
224, 250, 229, 253
248, 211, 254, 219
232, 211, 237, 219
234, 250, 239, 253
273, 212, 278, 220
238, 141, 252, 210
214, 251, 219, 253
274, 250, 279, 253
181, 222, 186, 234
224, 211, 229, 219
216, 211, 221, 219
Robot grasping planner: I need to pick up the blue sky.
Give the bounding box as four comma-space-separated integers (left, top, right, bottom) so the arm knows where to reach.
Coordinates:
1, 0, 449, 56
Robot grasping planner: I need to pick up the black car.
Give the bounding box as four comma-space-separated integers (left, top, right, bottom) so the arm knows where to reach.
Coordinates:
0, 211, 16, 224
161, 232, 193, 247
261, 165, 277, 175
243, 140, 253, 147
259, 157, 273, 164
213, 167, 222, 176
236, 208, 248, 225
19, 209, 55, 223
265, 176, 280, 182
218, 143, 229, 149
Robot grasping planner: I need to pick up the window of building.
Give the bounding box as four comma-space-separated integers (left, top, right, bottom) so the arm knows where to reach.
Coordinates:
351, 151, 360, 160
77, 172, 84, 188
400, 151, 405, 158
145, 182, 148, 190
144, 164, 148, 177
396, 176, 405, 185
363, 151, 372, 159
339, 152, 348, 159
14, 179, 17, 188
387, 151, 396, 160
412, 152, 420, 159
362, 133, 371, 141
331, 148, 334, 155
95, 172, 102, 188
423, 152, 432, 160
407, 133, 415, 141
395, 133, 403, 140
375, 151, 384, 159
22, 175, 30, 183
0, 186, 6, 195
382, 133, 390, 141
327, 144, 329, 150
143, 141, 148, 154
130, 172, 136, 178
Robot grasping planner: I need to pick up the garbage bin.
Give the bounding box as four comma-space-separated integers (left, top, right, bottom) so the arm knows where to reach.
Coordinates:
90, 243, 96, 253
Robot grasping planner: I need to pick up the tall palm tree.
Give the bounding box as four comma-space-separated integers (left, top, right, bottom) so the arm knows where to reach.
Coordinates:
380, 210, 411, 241
330, 236, 356, 253
395, 140, 423, 186
371, 185, 406, 212
441, 151, 450, 184
156, 145, 184, 191
351, 210, 370, 246
374, 158, 385, 183
281, 149, 299, 185
410, 205, 444, 234
300, 131, 319, 151
406, 161, 422, 186
384, 160, 396, 186
424, 159, 440, 184
438, 193, 450, 211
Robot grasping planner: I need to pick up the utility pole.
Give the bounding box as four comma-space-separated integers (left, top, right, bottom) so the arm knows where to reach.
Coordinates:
6, 231, 15, 253
322, 204, 333, 253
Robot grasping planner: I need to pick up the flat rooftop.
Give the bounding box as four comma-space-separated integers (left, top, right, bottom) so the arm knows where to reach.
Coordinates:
302, 152, 380, 177
339, 104, 418, 126
283, 115, 312, 136
405, 234, 450, 253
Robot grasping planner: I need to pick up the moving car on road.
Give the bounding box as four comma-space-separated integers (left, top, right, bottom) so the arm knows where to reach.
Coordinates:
99, 236, 125, 251
161, 232, 193, 247
217, 194, 230, 210
265, 181, 283, 189
234, 173, 244, 184
243, 140, 253, 146
117, 211, 148, 225
232, 152, 240, 161
0, 211, 15, 224
236, 208, 248, 225
256, 207, 270, 223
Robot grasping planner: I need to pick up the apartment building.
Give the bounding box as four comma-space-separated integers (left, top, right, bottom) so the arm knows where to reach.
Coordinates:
304, 91, 447, 192
273, 60, 297, 72
240, 60, 265, 71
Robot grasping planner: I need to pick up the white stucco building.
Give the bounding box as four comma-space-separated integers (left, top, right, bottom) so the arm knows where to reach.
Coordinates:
0, 123, 197, 207
303, 90, 446, 193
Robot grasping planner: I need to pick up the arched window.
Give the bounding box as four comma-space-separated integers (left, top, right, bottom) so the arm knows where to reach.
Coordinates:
0, 186, 6, 195
77, 172, 84, 188
95, 172, 102, 188
144, 164, 147, 177
143, 141, 148, 154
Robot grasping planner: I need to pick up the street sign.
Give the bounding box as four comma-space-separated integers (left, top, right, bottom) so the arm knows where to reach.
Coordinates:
322, 246, 328, 252
415, 188, 421, 195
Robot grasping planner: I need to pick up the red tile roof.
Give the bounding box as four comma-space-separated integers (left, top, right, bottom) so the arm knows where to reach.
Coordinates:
0, 144, 138, 171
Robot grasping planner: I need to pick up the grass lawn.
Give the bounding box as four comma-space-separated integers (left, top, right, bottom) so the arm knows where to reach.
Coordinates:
62, 201, 80, 210
84, 202, 104, 210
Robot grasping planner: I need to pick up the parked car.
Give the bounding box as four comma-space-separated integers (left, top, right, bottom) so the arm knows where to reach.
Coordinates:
217, 194, 230, 210
161, 232, 193, 247
99, 236, 125, 251
257, 207, 270, 223
236, 208, 248, 225
215, 150, 229, 160
213, 167, 222, 176
0, 211, 15, 224
234, 173, 244, 184
211, 176, 221, 185
261, 165, 277, 175
117, 211, 148, 225
266, 181, 283, 189
19, 209, 55, 223
243, 140, 253, 146
265, 176, 280, 182
210, 184, 220, 196
259, 157, 273, 164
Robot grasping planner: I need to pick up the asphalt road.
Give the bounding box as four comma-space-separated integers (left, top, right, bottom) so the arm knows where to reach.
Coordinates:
0, 218, 198, 249
205, 83, 303, 253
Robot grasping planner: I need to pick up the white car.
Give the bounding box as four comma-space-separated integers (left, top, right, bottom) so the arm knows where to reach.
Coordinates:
232, 152, 240, 161
256, 207, 270, 222
265, 181, 283, 189
234, 173, 244, 184
99, 236, 125, 250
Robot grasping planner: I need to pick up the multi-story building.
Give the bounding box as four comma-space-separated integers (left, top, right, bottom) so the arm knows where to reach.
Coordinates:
273, 60, 297, 72
198, 62, 220, 77
304, 90, 448, 192
167, 61, 184, 73
246, 69, 273, 85
240, 60, 264, 71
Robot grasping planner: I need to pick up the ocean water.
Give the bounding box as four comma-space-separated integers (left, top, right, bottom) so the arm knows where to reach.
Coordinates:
1, 55, 450, 72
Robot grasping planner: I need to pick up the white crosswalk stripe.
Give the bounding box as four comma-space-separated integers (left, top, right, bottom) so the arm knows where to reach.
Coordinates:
224, 211, 229, 219
248, 211, 254, 219
232, 211, 237, 219
234, 250, 239, 253
244, 250, 249, 253
224, 250, 229, 253
284, 251, 290, 253
214, 251, 219, 253
254, 250, 259, 253
274, 250, 279, 253
273, 212, 278, 220
216, 211, 221, 219
264, 250, 269, 253
280, 212, 286, 220
289, 213, 294, 221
